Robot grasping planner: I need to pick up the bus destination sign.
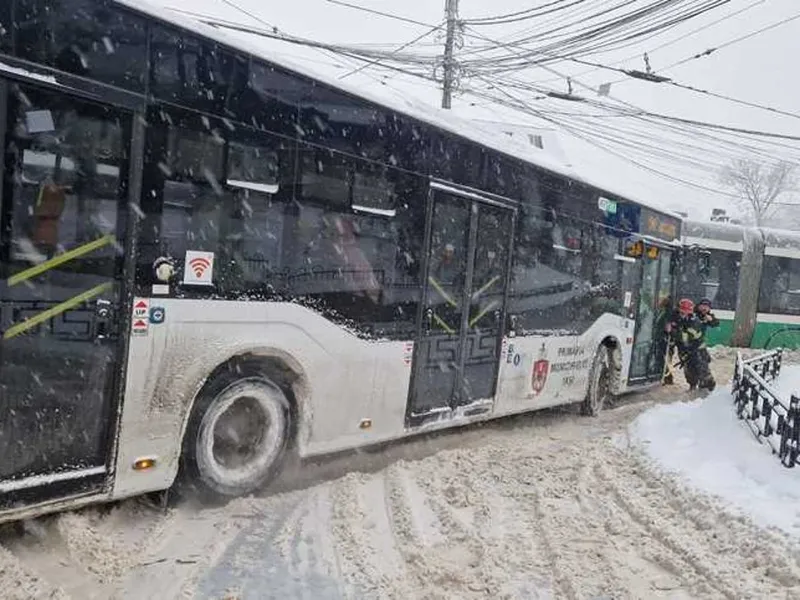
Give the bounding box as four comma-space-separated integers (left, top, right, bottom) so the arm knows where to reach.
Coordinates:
641, 208, 680, 242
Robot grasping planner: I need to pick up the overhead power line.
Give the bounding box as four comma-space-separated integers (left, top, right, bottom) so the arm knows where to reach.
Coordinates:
339, 22, 445, 80
207, 0, 800, 145
463, 0, 734, 65
463, 0, 587, 26
476, 73, 800, 164
184, 0, 800, 200
467, 78, 751, 201
457, 25, 800, 140
459, 27, 800, 123
584, 0, 767, 85
201, 1, 800, 142
324, 0, 432, 28
661, 10, 800, 71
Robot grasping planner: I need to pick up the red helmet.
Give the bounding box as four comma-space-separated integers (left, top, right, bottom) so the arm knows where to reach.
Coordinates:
678, 298, 694, 314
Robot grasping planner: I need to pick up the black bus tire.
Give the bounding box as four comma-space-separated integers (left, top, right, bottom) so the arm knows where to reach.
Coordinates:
582, 346, 611, 416
179, 375, 291, 502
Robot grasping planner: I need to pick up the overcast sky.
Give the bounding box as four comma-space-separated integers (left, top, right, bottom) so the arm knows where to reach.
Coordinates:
149, 0, 800, 221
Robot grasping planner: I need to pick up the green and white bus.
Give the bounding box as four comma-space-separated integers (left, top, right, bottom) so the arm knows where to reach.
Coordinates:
0, 0, 681, 524
681, 219, 800, 349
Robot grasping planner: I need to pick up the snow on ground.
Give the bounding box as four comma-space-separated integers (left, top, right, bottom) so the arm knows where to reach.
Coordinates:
4, 354, 800, 598
629, 364, 800, 542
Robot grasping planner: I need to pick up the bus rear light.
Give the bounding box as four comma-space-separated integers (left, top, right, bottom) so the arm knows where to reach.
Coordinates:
133, 457, 157, 471
359, 418, 372, 430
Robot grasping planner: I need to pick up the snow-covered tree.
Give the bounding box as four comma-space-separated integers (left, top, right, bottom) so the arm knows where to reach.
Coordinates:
720, 159, 796, 226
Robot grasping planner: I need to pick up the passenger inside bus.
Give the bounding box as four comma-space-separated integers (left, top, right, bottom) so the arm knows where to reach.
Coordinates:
432, 243, 459, 285
331, 215, 381, 304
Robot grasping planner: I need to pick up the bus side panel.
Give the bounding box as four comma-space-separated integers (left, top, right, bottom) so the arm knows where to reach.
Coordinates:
493, 313, 632, 415
111, 300, 413, 499
751, 312, 800, 349
700, 310, 800, 349
703, 309, 735, 347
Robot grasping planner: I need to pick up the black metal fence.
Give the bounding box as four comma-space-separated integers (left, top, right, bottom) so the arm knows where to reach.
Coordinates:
732, 348, 800, 468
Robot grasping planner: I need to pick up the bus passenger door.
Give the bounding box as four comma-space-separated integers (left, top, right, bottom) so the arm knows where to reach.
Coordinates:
406, 185, 515, 427
629, 246, 673, 382
0, 81, 131, 507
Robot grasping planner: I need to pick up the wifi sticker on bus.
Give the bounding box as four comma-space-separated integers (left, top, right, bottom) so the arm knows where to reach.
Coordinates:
182, 250, 215, 286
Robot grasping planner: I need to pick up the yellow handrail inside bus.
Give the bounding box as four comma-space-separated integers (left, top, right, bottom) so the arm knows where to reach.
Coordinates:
469, 299, 500, 328
8, 234, 115, 287
2, 282, 112, 340
428, 276, 458, 308
432, 312, 456, 334
471, 275, 500, 302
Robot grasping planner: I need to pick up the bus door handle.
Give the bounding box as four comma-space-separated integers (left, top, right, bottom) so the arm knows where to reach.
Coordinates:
94, 298, 112, 340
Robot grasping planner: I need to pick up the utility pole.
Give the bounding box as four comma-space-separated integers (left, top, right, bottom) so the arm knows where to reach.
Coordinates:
441, 0, 459, 109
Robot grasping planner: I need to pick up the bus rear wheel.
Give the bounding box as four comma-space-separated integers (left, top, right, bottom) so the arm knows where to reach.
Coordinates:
582, 347, 611, 416
181, 376, 290, 501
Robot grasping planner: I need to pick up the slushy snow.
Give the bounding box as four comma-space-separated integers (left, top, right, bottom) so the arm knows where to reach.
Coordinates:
630, 364, 800, 541
5, 355, 800, 598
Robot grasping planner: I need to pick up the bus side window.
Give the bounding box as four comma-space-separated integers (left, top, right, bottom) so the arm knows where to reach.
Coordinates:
510, 185, 601, 335
0, 1, 11, 55
761, 256, 800, 315
290, 144, 424, 339
15, 0, 148, 92
136, 108, 292, 295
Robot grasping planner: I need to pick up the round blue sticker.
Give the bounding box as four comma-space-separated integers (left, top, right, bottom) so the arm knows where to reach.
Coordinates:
149, 306, 165, 324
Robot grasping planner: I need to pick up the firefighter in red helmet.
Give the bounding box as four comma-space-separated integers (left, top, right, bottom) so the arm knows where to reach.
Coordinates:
667, 298, 716, 392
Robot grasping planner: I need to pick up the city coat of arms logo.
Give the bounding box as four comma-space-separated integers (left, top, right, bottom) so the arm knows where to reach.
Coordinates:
531, 343, 549, 396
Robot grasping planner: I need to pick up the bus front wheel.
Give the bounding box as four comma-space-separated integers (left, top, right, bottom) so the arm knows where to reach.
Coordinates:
180, 376, 291, 501
582, 347, 611, 416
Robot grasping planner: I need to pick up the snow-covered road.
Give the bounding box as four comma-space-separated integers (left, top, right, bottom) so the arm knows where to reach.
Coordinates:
4, 351, 800, 599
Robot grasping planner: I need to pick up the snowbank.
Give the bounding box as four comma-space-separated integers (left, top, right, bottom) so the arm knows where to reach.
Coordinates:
630, 365, 800, 540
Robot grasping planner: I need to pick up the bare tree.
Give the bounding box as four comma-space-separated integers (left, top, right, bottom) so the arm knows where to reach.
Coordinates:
719, 159, 796, 226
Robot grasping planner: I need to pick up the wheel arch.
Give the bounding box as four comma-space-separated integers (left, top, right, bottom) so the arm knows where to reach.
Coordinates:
597, 334, 624, 395
177, 347, 312, 462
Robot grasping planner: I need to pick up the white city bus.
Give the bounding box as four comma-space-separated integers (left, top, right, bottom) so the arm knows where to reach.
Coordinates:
0, 0, 681, 523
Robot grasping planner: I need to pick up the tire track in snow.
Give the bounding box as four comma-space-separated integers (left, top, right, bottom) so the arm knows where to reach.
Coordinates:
579, 450, 720, 598
381, 461, 479, 598
404, 455, 499, 598
273, 483, 345, 598
635, 450, 800, 584
399, 448, 551, 599
0, 539, 70, 600
5, 500, 173, 600
123, 500, 264, 599
517, 456, 578, 600
597, 445, 800, 597
595, 450, 798, 599
327, 471, 415, 599
521, 453, 622, 599
595, 459, 738, 598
